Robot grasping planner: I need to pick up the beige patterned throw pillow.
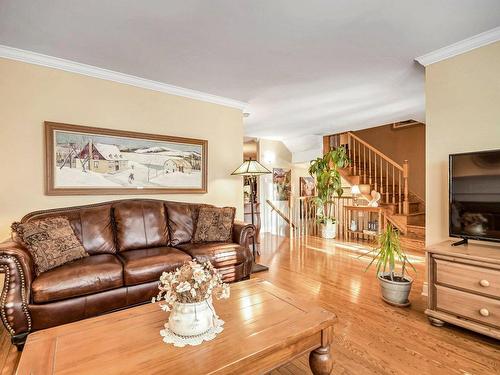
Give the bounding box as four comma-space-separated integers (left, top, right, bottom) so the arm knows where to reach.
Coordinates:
12, 217, 88, 275
193, 207, 236, 243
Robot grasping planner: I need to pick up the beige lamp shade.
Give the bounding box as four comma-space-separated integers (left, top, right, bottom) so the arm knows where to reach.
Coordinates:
231, 160, 271, 176
351, 185, 361, 195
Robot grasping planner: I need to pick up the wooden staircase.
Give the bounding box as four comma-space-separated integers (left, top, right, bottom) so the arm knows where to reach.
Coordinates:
325, 131, 425, 252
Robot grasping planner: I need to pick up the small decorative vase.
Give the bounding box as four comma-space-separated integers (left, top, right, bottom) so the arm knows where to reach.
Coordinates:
168, 298, 215, 337
350, 220, 357, 232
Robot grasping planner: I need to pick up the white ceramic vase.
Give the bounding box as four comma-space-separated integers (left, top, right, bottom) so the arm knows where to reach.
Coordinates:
320, 219, 337, 239
168, 298, 216, 337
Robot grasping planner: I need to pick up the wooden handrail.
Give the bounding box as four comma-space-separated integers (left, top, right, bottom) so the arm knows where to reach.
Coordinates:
409, 191, 425, 205
326, 131, 411, 216
384, 212, 407, 234
347, 132, 404, 172
266, 200, 296, 228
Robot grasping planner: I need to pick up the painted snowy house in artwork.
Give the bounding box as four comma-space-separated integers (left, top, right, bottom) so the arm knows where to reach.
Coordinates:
77, 142, 129, 173
163, 158, 192, 173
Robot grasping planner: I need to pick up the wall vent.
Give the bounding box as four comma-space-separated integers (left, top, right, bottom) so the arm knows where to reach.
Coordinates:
392, 120, 424, 129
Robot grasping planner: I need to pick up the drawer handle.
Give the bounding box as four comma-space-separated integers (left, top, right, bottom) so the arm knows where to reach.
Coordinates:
479, 279, 490, 287
479, 308, 490, 317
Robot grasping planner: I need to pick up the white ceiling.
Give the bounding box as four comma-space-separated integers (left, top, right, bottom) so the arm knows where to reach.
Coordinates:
1, 1, 499, 153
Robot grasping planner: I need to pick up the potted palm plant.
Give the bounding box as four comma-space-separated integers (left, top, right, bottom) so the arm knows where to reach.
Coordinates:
308, 146, 349, 239
361, 223, 416, 306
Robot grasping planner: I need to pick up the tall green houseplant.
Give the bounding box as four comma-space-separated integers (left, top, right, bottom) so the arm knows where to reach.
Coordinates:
308, 146, 349, 226
360, 223, 416, 305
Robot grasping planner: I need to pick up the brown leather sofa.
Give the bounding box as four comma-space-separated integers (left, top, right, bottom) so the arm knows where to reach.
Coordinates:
0, 199, 254, 349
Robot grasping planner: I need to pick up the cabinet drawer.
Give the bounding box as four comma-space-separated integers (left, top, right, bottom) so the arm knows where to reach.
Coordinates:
436, 285, 500, 328
435, 258, 500, 298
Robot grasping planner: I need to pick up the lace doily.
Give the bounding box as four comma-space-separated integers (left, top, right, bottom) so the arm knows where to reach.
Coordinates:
160, 318, 225, 347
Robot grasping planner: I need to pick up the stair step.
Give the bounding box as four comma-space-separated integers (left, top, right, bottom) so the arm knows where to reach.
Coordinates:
408, 213, 425, 226
388, 212, 426, 227
407, 224, 425, 236
380, 201, 420, 207
400, 235, 425, 252
387, 214, 408, 232
378, 203, 419, 215
407, 211, 425, 216
402, 231, 424, 240
377, 198, 422, 210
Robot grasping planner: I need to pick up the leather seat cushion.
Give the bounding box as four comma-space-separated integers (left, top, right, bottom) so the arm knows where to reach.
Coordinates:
176, 242, 249, 268
32, 254, 123, 304
29, 282, 160, 331
118, 247, 191, 286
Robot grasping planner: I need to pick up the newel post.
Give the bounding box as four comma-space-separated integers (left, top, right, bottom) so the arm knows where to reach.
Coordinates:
403, 160, 409, 215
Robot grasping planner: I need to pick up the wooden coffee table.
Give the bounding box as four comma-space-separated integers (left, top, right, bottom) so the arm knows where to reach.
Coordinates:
16, 278, 337, 375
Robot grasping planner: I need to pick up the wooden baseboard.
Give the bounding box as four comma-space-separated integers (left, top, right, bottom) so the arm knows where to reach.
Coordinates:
421, 281, 428, 297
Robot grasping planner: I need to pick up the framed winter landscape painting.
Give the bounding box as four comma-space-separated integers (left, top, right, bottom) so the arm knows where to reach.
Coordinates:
45, 122, 208, 195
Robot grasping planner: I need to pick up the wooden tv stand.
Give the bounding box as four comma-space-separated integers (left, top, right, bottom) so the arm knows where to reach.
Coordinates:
426, 240, 500, 339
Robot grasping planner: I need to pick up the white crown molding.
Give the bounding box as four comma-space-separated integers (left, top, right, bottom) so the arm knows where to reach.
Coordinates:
0, 44, 247, 110
415, 26, 500, 66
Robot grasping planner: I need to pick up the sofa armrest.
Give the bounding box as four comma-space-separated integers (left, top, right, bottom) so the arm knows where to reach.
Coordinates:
0, 240, 34, 338
232, 221, 255, 249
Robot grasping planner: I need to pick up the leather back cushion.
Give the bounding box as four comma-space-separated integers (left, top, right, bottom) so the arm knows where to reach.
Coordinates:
166, 203, 211, 246
165, 203, 195, 246
22, 204, 116, 255
113, 200, 169, 252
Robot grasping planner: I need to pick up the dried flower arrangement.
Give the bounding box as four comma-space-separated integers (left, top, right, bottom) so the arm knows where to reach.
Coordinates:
152, 260, 230, 312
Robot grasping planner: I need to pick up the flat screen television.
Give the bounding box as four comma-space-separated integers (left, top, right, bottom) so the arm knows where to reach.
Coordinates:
449, 149, 500, 243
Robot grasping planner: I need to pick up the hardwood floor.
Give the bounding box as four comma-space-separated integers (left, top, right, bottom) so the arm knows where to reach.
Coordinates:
0, 274, 20, 375
259, 234, 499, 375
0, 234, 499, 374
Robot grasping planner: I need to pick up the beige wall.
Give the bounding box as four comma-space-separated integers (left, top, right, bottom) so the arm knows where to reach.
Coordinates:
257, 139, 293, 233
291, 164, 311, 198
258, 139, 293, 172
243, 139, 258, 160
0, 58, 244, 240
258, 138, 298, 202
257, 139, 349, 199
426, 41, 500, 246
354, 123, 425, 199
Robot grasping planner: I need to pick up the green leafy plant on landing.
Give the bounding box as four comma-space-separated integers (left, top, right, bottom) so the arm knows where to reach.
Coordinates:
308, 146, 350, 224
361, 223, 416, 281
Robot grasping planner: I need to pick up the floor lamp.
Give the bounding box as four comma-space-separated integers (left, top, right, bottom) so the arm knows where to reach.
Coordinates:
231, 159, 271, 273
